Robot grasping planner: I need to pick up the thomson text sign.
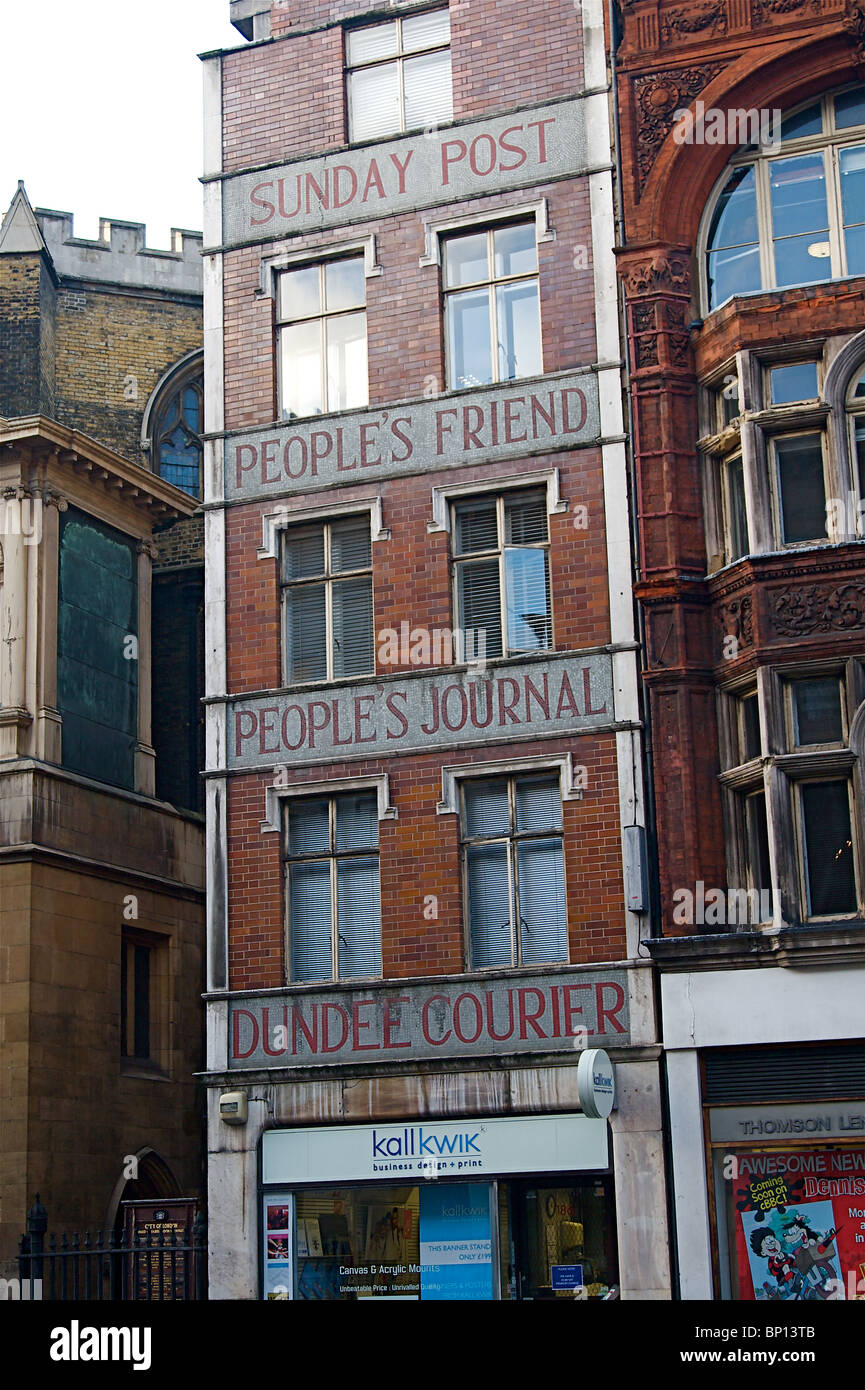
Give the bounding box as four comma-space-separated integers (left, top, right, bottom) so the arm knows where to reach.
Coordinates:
220, 100, 588, 247
229, 967, 630, 1069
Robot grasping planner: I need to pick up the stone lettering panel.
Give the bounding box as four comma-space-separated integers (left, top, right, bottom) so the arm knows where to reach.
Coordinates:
221, 99, 588, 247
229, 966, 630, 1069
229, 652, 613, 770
226, 370, 600, 502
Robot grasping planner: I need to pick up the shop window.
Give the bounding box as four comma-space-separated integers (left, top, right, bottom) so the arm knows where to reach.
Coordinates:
280, 515, 373, 684
57, 508, 138, 791
702, 87, 865, 312
277, 257, 368, 419
452, 487, 551, 659
461, 773, 567, 969
443, 221, 542, 389
770, 432, 828, 546
262, 1177, 617, 1301
346, 8, 452, 143
284, 791, 381, 983
120, 929, 166, 1070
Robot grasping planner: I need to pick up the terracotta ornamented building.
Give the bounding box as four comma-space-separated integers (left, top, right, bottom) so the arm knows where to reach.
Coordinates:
202, 0, 671, 1300
616, 0, 865, 1299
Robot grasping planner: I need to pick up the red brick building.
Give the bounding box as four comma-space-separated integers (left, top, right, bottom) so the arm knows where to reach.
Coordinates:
202, 0, 671, 1300
616, 0, 865, 1299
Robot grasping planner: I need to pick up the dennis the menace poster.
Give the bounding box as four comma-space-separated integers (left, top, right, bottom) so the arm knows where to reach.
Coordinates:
730, 1147, 865, 1300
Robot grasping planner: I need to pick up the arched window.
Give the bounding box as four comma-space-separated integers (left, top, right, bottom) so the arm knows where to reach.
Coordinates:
142, 350, 203, 499
702, 87, 865, 312
847, 361, 865, 498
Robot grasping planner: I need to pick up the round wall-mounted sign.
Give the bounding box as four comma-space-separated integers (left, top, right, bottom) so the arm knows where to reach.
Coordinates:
577, 1048, 616, 1119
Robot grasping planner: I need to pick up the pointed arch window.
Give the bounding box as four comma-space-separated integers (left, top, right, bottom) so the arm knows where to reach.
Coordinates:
142, 351, 204, 500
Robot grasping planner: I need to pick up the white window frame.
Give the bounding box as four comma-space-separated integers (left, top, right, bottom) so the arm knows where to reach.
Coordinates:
278, 510, 376, 687
345, 6, 452, 143
439, 217, 544, 391
447, 482, 555, 661
454, 762, 570, 971
270, 242, 379, 422
282, 785, 385, 983
699, 87, 865, 314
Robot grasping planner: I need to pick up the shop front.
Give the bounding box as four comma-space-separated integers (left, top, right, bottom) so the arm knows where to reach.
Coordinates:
260, 1112, 618, 1300
658, 950, 865, 1300
706, 1074, 865, 1302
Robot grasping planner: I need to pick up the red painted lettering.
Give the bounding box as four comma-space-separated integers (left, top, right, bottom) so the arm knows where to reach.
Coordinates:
249, 182, 275, 227
383, 996, 411, 1049
321, 1002, 349, 1052
385, 690, 409, 739
235, 710, 257, 755
352, 999, 380, 1050
517, 986, 547, 1039
595, 981, 627, 1034
453, 992, 483, 1044
421, 994, 451, 1045
441, 138, 467, 184
232, 1008, 259, 1059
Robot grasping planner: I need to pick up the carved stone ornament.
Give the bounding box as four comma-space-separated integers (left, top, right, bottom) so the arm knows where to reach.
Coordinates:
661, 4, 728, 44
633, 64, 726, 192
623, 250, 691, 298
718, 595, 754, 648
844, 2, 865, 64
752, 0, 818, 23
772, 582, 865, 635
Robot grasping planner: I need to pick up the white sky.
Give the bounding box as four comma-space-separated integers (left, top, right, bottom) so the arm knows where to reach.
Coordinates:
0, 0, 242, 248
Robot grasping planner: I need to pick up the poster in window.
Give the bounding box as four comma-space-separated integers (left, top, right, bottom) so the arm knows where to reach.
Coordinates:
730, 1148, 865, 1300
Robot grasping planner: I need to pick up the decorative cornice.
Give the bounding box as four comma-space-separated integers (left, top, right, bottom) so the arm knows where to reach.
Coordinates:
645, 920, 865, 971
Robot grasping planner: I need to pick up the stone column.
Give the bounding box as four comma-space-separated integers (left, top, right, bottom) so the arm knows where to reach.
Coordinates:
610, 1059, 672, 1299
0, 485, 32, 758
32, 489, 66, 763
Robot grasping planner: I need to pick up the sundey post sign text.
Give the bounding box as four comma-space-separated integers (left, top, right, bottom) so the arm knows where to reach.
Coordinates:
229, 966, 629, 1070
220, 99, 587, 247
226, 370, 600, 502
230, 652, 613, 770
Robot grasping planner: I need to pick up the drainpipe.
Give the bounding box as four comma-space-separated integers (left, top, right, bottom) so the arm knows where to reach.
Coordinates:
607, 0, 681, 1302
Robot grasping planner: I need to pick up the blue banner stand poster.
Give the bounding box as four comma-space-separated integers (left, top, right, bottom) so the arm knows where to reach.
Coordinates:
419, 1184, 494, 1300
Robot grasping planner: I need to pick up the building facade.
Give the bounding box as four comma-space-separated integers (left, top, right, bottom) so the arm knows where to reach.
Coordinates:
616, 0, 865, 1299
0, 186, 206, 1269
203, 0, 671, 1300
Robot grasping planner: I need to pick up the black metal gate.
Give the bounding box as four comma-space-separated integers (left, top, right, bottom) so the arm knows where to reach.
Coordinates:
17, 1196, 207, 1301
